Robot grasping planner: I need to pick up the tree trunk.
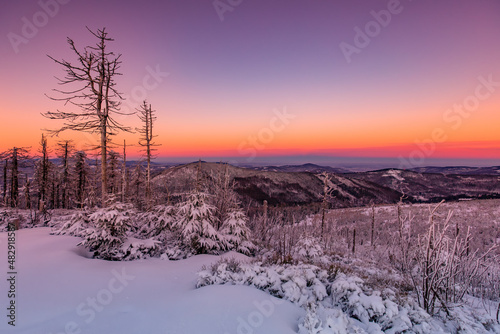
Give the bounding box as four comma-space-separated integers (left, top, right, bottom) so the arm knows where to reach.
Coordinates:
122, 140, 127, 202
62, 142, 69, 208
145, 104, 152, 208
101, 124, 107, 206
371, 204, 375, 247
352, 228, 356, 254
3, 159, 7, 204
10, 148, 18, 208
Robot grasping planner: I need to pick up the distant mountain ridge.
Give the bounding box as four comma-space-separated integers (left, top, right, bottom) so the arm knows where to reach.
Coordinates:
345, 168, 500, 202
408, 166, 500, 175
251, 163, 351, 174
153, 162, 500, 208
250, 163, 500, 176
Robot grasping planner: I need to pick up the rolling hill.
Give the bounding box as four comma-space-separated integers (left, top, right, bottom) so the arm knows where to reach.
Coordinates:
152, 162, 500, 208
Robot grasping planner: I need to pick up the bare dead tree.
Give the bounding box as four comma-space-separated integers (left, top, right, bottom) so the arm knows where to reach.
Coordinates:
56, 140, 74, 208
319, 172, 332, 239
136, 100, 160, 209
107, 150, 121, 197
132, 163, 144, 210
42, 27, 132, 206
408, 201, 498, 315
195, 159, 203, 193
74, 150, 89, 208
1, 155, 7, 206
370, 203, 375, 247
121, 139, 129, 203
497, 302, 500, 324
24, 174, 31, 210
352, 228, 356, 254
2, 147, 30, 208
36, 134, 50, 210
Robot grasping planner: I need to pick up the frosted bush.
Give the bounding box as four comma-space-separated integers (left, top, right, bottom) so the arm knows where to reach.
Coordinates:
291, 235, 326, 264
197, 259, 455, 333
299, 303, 323, 334
198, 259, 329, 306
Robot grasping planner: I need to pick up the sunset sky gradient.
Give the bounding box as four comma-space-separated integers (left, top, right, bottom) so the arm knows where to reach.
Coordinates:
1, 0, 500, 167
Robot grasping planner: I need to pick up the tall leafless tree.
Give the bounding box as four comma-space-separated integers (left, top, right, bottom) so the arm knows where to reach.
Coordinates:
319, 172, 332, 239
107, 150, 120, 196
36, 134, 50, 210
74, 150, 89, 208
136, 100, 159, 208
42, 27, 131, 206
132, 163, 144, 210
2, 147, 30, 208
121, 140, 130, 203
57, 140, 74, 208
1, 155, 7, 206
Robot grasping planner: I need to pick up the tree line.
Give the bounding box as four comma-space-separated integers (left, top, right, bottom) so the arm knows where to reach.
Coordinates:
1, 27, 158, 211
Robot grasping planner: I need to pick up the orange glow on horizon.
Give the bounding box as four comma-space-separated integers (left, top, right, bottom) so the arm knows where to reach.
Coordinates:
1, 98, 500, 161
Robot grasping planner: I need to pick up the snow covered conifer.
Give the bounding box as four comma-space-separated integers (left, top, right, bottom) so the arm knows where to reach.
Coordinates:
78, 202, 134, 260
52, 210, 91, 237
291, 235, 325, 264
220, 208, 255, 255
137, 204, 176, 240
298, 303, 322, 334
175, 192, 221, 254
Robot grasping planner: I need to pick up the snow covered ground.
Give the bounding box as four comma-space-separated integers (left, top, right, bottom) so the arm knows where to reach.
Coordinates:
1, 199, 499, 334
0, 228, 302, 334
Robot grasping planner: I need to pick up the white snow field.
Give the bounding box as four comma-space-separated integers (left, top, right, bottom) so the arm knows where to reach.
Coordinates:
0, 228, 302, 334
1, 200, 499, 334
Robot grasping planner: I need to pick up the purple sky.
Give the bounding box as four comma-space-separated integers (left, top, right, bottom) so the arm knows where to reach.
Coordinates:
1, 0, 500, 167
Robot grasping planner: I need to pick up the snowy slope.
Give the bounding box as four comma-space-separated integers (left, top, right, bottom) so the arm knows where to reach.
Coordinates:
153, 162, 402, 207
0, 228, 302, 334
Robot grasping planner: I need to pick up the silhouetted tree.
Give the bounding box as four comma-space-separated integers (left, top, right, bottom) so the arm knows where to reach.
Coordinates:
132, 163, 144, 210
2, 157, 7, 205
2, 147, 30, 208
24, 174, 32, 210
136, 100, 159, 208
36, 134, 50, 210
74, 151, 89, 208
107, 150, 120, 196
42, 27, 131, 206
121, 140, 130, 202
57, 140, 74, 208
